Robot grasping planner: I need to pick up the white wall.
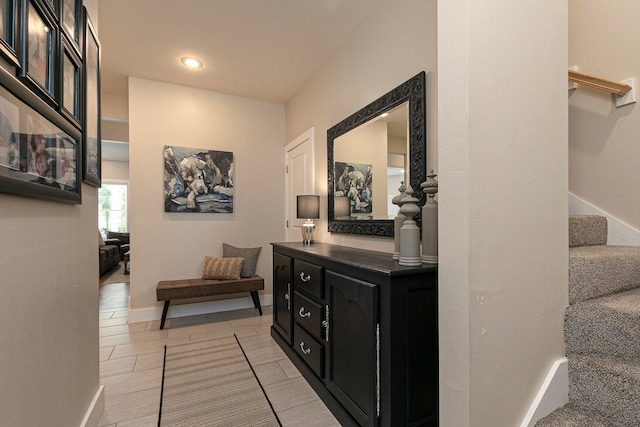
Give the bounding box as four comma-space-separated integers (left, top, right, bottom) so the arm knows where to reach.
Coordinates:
103, 160, 129, 181
569, 0, 640, 232
0, 1, 102, 424
439, 1, 568, 425
128, 77, 285, 318
0, 191, 101, 426
285, 0, 438, 252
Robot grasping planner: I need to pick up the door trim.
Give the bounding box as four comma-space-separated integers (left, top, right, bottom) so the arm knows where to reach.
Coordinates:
285, 128, 315, 241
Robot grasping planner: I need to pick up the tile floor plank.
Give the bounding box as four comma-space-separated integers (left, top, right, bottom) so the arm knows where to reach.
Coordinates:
97, 294, 334, 425
100, 355, 137, 377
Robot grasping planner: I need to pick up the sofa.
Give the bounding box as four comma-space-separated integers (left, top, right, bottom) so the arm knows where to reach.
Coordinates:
99, 233, 121, 276
106, 231, 130, 258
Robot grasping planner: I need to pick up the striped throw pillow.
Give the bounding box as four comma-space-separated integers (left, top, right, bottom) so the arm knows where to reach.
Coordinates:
202, 256, 244, 280
223, 243, 262, 278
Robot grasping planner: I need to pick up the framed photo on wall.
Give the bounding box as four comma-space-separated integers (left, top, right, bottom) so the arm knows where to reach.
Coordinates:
81, 7, 99, 187
23, 0, 57, 103
0, 64, 81, 203
41, 0, 56, 15
0, 0, 20, 67
60, 35, 80, 125
59, 0, 80, 53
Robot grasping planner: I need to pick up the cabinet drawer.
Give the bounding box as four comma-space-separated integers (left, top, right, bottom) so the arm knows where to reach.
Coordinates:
294, 291, 326, 342
294, 323, 324, 378
293, 259, 324, 299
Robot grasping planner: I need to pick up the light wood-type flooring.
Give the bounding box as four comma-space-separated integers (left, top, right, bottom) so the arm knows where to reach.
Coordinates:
98, 280, 339, 426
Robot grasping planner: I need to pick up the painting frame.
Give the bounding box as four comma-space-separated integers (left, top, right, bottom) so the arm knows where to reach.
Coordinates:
41, 0, 56, 15
22, 0, 58, 104
0, 0, 20, 67
0, 62, 81, 204
58, 0, 80, 55
81, 6, 99, 187
163, 145, 235, 213
60, 34, 79, 125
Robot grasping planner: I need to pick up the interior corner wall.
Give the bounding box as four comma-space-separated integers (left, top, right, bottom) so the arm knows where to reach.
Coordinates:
127, 77, 285, 315
568, 0, 640, 232
439, 1, 568, 425
284, 0, 437, 253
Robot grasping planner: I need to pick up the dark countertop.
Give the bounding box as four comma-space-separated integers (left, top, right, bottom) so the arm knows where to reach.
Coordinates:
271, 241, 437, 277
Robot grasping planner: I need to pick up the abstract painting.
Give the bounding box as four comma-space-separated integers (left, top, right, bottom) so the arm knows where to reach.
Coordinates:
163, 145, 234, 213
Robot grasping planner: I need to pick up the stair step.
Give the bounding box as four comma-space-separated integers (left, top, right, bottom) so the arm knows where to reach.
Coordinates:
569, 245, 640, 304
568, 354, 640, 426
566, 287, 640, 363
569, 215, 608, 247
535, 403, 610, 427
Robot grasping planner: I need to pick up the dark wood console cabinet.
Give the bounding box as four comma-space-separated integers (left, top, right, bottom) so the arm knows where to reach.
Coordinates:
271, 242, 438, 427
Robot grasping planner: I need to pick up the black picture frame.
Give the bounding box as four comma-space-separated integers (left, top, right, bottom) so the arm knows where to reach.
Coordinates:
59, 34, 79, 125
0, 63, 81, 203
81, 7, 99, 187
41, 0, 55, 14
58, 0, 79, 54
22, 0, 57, 104
327, 71, 426, 236
0, 0, 20, 67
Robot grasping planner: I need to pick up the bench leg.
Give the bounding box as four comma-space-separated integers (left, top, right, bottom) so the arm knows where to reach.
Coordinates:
250, 291, 262, 315
160, 301, 170, 329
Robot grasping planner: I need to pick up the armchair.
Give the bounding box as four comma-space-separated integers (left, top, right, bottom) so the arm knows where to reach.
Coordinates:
106, 231, 130, 258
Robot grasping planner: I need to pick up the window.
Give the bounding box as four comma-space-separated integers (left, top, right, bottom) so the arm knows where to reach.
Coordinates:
99, 183, 127, 236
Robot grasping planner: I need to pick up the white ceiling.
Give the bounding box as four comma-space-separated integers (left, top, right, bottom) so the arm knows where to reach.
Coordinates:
97, 0, 375, 103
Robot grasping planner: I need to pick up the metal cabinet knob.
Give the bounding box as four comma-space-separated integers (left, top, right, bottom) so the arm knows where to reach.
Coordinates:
299, 307, 311, 318
299, 342, 311, 354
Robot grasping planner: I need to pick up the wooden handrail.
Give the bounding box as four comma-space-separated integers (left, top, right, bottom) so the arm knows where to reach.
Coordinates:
568, 69, 632, 96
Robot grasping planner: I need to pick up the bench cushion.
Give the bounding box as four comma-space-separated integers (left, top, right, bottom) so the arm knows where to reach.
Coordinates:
157, 276, 264, 301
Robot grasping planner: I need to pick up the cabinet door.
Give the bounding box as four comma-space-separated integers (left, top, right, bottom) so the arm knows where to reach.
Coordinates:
273, 252, 293, 344
326, 271, 378, 427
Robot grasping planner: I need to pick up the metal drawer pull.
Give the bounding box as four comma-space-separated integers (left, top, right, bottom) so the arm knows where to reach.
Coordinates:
300, 272, 311, 282
286, 283, 291, 310
324, 305, 330, 342
299, 342, 311, 354
299, 307, 311, 318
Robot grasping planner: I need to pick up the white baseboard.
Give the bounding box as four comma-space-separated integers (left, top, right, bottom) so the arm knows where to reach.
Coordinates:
520, 357, 568, 427
569, 193, 640, 246
128, 293, 273, 324
80, 385, 104, 427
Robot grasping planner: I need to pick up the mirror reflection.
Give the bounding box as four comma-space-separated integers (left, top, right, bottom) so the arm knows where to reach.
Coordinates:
327, 71, 426, 236
333, 103, 408, 220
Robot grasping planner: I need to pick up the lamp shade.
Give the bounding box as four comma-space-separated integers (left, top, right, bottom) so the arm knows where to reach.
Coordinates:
297, 195, 320, 219
334, 196, 350, 219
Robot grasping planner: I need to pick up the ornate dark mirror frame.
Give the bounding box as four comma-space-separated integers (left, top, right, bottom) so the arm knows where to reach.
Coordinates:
327, 71, 426, 236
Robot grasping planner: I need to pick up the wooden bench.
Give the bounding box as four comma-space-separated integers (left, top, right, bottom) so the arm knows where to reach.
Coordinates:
156, 276, 264, 329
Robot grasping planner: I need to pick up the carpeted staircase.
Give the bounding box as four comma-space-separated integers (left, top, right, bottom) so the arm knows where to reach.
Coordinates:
536, 215, 640, 426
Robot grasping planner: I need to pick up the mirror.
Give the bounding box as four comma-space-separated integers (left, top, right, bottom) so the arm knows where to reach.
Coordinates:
328, 72, 426, 236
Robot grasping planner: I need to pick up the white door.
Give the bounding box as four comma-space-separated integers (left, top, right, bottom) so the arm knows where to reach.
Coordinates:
285, 128, 314, 241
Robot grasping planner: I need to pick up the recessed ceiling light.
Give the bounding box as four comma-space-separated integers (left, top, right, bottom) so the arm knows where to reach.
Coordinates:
180, 57, 203, 69
380, 112, 389, 118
